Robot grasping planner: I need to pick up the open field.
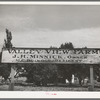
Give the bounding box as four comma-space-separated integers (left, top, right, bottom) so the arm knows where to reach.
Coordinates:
0, 85, 100, 91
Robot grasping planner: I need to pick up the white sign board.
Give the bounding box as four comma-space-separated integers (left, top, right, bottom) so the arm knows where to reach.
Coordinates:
1, 48, 100, 64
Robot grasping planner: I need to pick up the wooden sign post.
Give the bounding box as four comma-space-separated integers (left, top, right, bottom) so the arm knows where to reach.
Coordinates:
8, 64, 16, 91
88, 65, 94, 91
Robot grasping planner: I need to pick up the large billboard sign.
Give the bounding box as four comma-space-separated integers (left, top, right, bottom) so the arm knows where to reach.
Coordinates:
1, 48, 100, 64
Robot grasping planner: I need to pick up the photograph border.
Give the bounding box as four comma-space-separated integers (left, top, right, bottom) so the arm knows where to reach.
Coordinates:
0, 1, 100, 99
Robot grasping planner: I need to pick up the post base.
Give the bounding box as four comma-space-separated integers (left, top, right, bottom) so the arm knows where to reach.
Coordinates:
88, 84, 94, 91
9, 83, 14, 91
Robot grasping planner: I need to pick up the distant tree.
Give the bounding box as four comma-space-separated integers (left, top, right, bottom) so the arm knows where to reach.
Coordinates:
94, 65, 100, 82
50, 46, 58, 48
73, 64, 90, 86
0, 52, 1, 63
58, 42, 74, 85
0, 64, 11, 81
25, 64, 58, 86
59, 43, 93, 86
0, 29, 13, 82
59, 42, 74, 49
82, 46, 87, 49
0, 52, 10, 81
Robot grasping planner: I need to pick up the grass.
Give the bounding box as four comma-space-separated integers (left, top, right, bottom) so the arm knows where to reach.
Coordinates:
0, 84, 100, 91
0, 81, 100, 91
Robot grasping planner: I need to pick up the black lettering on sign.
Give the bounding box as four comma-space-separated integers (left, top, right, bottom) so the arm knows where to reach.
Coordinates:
36, 50, 42, 54
46, 50, 52, 54
8, 49, 17, 54
30, 50, 35, 54
21, 55, 26, 58
77, 50, 84, 54
30, 55, 35, 58
44, 55, 49, 59
12, 54, 16, 58
92, 50, 99, 54
85, 50, 91, 54
62, 50, 70, 54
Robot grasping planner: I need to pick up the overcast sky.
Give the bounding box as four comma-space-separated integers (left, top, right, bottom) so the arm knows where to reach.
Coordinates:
0, 5, 100, 50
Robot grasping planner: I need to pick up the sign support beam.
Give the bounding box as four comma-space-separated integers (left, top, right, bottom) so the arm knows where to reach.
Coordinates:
88, 65, 94, 91
8, 64, 16, 91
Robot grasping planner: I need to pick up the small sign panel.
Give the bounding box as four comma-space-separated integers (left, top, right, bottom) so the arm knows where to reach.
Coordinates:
1, 48, 100, 64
